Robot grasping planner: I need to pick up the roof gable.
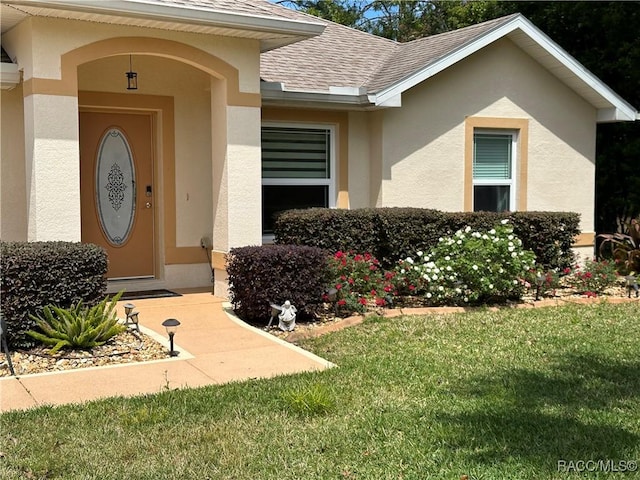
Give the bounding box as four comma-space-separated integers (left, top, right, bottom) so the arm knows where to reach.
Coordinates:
261, 10, 637, 121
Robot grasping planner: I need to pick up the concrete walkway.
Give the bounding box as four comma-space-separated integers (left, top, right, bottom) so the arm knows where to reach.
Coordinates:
0, 291, 334, 413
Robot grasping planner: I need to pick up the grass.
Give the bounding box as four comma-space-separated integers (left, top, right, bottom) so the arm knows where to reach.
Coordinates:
1, 302, 639, 479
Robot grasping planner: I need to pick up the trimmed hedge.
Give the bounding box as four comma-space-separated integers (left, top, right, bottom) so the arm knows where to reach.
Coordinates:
0, 241, 107, 349
274, 208, 581, 271
227, 245, 331, 323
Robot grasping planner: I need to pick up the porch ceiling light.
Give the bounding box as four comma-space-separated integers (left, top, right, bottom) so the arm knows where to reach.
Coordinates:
126, 55, 138, 90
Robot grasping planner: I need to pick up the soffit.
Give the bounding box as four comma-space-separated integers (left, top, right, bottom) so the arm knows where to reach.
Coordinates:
0, 0, 325, 50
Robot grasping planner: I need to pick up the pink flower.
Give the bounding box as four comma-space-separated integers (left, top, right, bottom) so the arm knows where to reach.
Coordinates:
335, 284, 342, 290
337, 299, 346, 306
375, 297, 386, 306
358, 298, 367, 305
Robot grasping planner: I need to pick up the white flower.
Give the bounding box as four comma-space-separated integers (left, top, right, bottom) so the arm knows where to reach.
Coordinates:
489, 284, 494, 289
446, 266, 452, 271
511, 252, 517, 258
444, 255, 450, 261
513, 280, 518, 285
464, 297, 469, 302
432, 274, 438, 281
455, 288, 462, 294
457, 240, 462, 245
499, 268, 504, 274
482, 234, 489, 240
406, 258, 414, 264
422, 274, 430, 280
508, 235, 514, 240
400, 269, 406, 274
465, 226, 472, 233
508, 246, 515, 252
438, 286, 444, 291
416, 251, 423, 257
426, 292, 432, 299
438, 237, 444, 242
472, 265, 478, 270
489, 229, 496, 235
501, 219, 509, 225
449, 275, 456, 281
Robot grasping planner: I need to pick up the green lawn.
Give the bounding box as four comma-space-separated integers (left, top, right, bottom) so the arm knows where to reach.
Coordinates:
1, 302, 639, 479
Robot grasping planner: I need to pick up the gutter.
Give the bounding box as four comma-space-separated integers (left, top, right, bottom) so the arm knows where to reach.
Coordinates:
261, 82, 385, 110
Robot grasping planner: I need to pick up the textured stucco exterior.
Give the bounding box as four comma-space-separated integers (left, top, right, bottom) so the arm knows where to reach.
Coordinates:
0, 85, 27, 240
2, 6, 629, 295
376, 38, 596, 234
1, 14, 263, 294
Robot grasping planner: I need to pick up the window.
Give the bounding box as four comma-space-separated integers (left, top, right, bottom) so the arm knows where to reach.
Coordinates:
473, 132, 516, 212
261, 124, 335, 237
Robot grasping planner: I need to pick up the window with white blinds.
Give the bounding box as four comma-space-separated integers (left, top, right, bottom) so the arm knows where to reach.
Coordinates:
261, 124, 335, 238
473, 131, 516, 212
262, 127, 330, 179
473, 134, 512, 179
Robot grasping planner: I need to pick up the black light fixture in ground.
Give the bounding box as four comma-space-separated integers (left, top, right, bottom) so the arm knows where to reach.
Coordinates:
126, 55, 138, 90
161, 318, 181, 356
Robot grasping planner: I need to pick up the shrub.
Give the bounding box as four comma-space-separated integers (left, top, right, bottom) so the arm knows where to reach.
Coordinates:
27, 292, 125, 354
227, 245, 331, 323
274, 208, 579, 271
523, 268, 562, 299
327, 251, 394, 314
0, 241, 107, 349
597, 216, 640, 275
564, 259, 618, 295
396, 221, 536, 305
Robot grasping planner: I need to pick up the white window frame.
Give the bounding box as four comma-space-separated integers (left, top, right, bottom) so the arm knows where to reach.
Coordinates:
472, 129, 518, 212
261, 122, 337, 243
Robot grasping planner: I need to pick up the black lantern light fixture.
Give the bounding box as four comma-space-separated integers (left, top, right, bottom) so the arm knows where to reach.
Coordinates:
625, 275, 639, 298
161, 318, 181, 356
126, 55, 138, 90
535, 274, 545, 301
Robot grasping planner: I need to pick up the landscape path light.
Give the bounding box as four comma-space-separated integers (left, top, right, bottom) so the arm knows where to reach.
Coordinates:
161, 318, 181, 357
625, 275, 639, 298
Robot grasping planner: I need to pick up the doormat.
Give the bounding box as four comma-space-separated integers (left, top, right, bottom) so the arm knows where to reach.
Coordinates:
119, 289, 182, 301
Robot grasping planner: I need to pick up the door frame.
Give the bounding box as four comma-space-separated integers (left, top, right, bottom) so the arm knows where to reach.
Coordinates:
80, 109, 158, 279
79, 91, 168, 280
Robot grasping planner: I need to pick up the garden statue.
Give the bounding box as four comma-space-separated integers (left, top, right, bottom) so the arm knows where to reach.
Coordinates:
278, 300, 297, 332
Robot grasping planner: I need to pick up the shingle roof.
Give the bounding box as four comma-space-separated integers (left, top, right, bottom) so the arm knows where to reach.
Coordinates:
149, 0, 302, 20
365, 14, 520, 93
260, 5, 520, 94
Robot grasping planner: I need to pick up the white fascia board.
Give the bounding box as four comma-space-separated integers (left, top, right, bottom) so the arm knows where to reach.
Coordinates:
4, 0, 326, 38
261, 87, 372, 108
374, 15, 637, 122
0, 62, 19, 89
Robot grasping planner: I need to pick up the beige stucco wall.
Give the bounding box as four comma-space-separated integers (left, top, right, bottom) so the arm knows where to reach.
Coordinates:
374, 38, 596, 233
2, 17, 261, 94
1, 14, 263, 293
0, 85, 27, 240
78, 55, 214, 249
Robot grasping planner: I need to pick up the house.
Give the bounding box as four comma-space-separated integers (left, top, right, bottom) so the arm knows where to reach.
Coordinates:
1, 0, 637, 297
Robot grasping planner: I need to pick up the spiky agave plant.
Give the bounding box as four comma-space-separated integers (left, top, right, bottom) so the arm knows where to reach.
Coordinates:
27, 291, 126, 354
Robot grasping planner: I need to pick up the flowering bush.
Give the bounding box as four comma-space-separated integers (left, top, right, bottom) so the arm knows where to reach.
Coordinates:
523, 268, 562, 298
327, 251, 395, 313
395, 221, 536, 305
563, 259, 618, 295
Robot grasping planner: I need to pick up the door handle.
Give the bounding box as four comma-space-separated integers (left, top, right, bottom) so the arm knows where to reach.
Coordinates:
145, 202, 152, 209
